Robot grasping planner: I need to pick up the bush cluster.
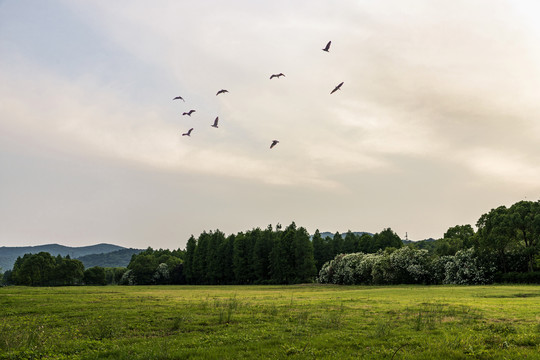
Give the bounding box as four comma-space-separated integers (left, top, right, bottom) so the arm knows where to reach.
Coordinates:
318, 247, 497, 285
5, 252, 127, 286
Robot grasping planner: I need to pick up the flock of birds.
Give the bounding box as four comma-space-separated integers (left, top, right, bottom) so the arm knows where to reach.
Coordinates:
174, 41, 342, 149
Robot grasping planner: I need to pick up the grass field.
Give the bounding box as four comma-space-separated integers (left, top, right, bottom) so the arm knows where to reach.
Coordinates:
1, 285, 539, 359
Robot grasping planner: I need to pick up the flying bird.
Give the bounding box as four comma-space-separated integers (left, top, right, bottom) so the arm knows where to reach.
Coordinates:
330, 82, 344, 94
216, 89, 229, 96
322, 41, 331, 52
270, 140, 279, 149
270, 73, 285, 79
182, 128, 193, 136
211, 117, 219, 128
182, 110, 196, 116
173, 96, 185, 101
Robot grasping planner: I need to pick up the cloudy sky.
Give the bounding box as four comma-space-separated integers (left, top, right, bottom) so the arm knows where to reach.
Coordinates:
2, 1, 540, 250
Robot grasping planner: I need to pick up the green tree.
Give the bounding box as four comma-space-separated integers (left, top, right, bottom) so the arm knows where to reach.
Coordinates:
233, 232, 254, 284
193, 232, 210, 284
206, 230, 223, 284
343, 231, 359, 254
293, 226, 317, 283
84, 266, 107, 285
372, 228, 402, 252
331, 232, 343, 257
104, 267, 126, 285
252, 226, 273, 283
358, 233, 373, 253
476, 206, 513, 273
507, 201, 540, 272
184, 235, 197, 284
55, 258, 85, 285
12, 252, 57, 286
435, 225, 473, 256
312, 229, 332, 271
2, 270, 12, 285
270, 223, 291, 284
128, 251, 159, 285
219, 234, 235, 284
444, 224, 475, 244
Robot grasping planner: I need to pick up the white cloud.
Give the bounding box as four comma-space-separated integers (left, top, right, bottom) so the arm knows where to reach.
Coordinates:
2, 0, 540, 247
460, 148, 540, 187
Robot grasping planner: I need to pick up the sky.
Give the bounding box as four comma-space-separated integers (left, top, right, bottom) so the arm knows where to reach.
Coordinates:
1, 0, 540, 250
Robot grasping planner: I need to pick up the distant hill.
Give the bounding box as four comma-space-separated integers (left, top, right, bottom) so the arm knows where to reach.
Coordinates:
314, 231, 374, 239
314, 232, 436, 245
0, 243, 128, 270
77, 248, 142, 268
408, 238, 438, 251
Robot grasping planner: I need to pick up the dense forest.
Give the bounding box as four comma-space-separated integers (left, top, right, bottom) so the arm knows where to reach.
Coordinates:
1, 200, 539, 286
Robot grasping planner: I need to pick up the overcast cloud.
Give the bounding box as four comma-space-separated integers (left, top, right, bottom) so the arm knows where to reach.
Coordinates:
1, 0, 540, 249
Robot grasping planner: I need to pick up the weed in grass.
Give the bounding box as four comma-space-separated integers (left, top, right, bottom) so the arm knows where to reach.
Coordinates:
323, 303, 345, 329
412, 304, 439, 331
371, 318, 393, 338
170, 314, 191, 331
82, 316, 117, 340
487, 322, 517, 335
408, 301, 481, 331
217, 295, 240, 324
296, 310, 310, 325
0, 319, 47, 353
511, 333, 539, 347
262, 305, 279, 317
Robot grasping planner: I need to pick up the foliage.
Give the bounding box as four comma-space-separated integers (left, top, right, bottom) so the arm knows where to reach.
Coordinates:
10, 252, 84, 286
119, 269, 135, 285
5, 200, 540, 287
182, 222, 317, 285
319, 246, 498, 285
104, 267, 127, 285
443, 248, 496, 285
476, 201, 540, 273
1, 270, 12, 285
84, 266, 107, 285
126, 247, 184, 285
435, 224, 475, 256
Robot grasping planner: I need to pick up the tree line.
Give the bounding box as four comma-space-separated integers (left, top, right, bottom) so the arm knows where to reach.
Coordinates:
182, 222, 316, 285
3, 252, 127, 286
320, 200, 540, 285
1, 200, 538, 286
111, 223, 404, 285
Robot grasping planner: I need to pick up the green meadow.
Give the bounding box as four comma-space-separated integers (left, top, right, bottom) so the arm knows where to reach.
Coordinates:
1, 285, 539, 359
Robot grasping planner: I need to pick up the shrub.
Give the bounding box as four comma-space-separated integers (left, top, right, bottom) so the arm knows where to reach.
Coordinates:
443, 248, 496, 285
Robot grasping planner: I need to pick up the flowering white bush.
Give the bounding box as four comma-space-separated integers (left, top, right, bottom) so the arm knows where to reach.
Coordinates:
443, 248, 496, 285
371, 252, 392, 284
119, 269, 135, 285
153, 263, 170, 284
431, 256, 454, 284
318, 247, 495, 285
388, 247, 432, 284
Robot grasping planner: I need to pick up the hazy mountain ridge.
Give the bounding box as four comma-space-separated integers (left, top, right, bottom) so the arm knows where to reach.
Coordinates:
316, 231, 374, 239
0, 243, 129, 270
316, 232, 435, 243
77, 248, 143, 268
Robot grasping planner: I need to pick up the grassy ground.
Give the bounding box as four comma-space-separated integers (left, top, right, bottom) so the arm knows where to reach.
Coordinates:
0, 285, 539, 359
